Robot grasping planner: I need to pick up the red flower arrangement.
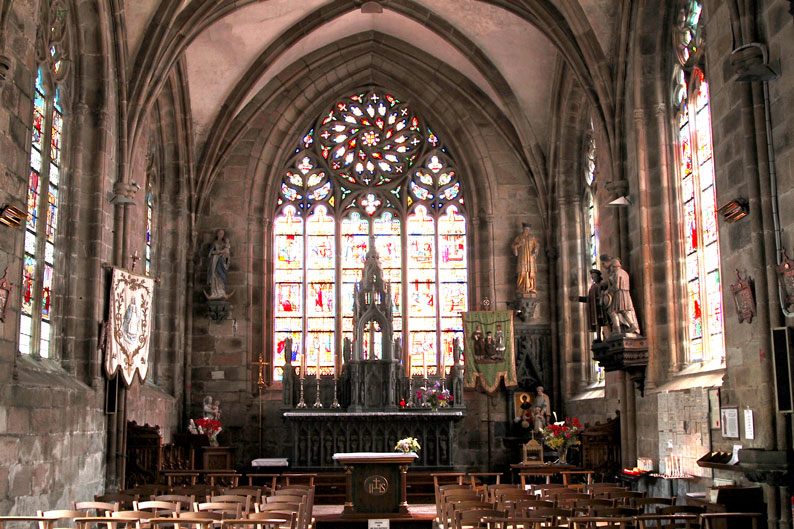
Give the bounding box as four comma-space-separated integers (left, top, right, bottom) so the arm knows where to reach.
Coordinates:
541, 417, 583, 463
189, 418, 223, 446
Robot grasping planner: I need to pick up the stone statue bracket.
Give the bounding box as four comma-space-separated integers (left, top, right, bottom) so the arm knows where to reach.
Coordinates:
206, 299, 231, 322
511, 292, 538, 322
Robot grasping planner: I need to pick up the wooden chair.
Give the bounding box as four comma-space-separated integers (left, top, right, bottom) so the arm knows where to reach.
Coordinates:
72, 502, 120, 517
193, 503, 242, 519
553, 493, 592, 510
455, 509, 505, 529
607, 491, 645, 506
221, 514, 293, 529
635, 498, 676, 514
512, 498, 556, 517
170, 486, 213, 498
132, 501, 181, 517
95, 495, 137, 510
73, 517, 143, 529
0, 516, 60, 529
36, 510, 84, 529
441, 495, 489, 529
207, 473, 240, 489
635, 514, 699, 529
250, 511, 298, 529
531, 507, 574, 528
569, 498, 614, 516
149, 497, 194, 512
166, 512, 223, 529
487, 484, 522, 503
257, 504, 304, 529
449, 501, 497, 529
221, 488, 264, 505
589, 507, 639, 517
480, 516, 546, 529
206, 495, 251, 516
567, 516, 634, 529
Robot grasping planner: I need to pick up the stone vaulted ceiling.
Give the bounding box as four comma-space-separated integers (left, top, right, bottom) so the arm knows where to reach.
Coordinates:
124, 0, 620, 187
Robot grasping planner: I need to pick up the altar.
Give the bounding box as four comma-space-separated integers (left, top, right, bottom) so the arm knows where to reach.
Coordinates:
333, 452, 417, 515
282, 241, 465, 469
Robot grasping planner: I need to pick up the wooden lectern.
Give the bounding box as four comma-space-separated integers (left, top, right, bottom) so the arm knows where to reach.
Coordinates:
332, 452, 417, 516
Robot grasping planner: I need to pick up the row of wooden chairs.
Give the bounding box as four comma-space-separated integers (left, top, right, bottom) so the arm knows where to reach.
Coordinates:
22, 485, 314, 529
459, 511, 764, 529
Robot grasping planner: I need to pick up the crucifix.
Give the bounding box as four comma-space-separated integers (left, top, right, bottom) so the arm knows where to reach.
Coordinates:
130, 251, 140, 272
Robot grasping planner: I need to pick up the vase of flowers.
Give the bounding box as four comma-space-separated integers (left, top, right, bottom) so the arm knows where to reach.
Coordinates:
189, 418, 223, 447
417, 380, 453, 410
540, 417, 583, 464
395, 437, 421, 454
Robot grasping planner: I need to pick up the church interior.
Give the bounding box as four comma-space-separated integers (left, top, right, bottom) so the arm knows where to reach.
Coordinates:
1, 0, 794, 527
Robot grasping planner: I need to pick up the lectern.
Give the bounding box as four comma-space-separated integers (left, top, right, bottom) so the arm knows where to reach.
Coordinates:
333, 452, 417, 515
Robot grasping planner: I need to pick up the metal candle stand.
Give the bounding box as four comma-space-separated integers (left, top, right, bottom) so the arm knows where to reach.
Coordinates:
331, 378, 341, 408
313, 375, 323, 408
405, 376, 416, 407
296, 378, 307, 408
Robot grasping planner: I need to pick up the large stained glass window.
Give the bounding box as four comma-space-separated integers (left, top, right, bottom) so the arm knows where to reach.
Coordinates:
20, 1, 69, 358
673, 1, 724, 363
20, 70, 65, 357
273, 91, 467, 380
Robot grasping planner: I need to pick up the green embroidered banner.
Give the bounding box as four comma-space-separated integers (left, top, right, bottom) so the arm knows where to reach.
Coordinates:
462, 310, 516, 393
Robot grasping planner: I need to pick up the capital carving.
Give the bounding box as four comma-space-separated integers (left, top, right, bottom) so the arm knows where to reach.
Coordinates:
113, 181, 139, 200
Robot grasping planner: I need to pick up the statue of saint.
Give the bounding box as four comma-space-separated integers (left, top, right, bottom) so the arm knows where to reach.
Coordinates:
578, 269, 608, 341
206, 229, 231, 299
603, 257, 640, 335
511, 223, 539, 294
532, 386, 551, 432
203, 395, 220, 421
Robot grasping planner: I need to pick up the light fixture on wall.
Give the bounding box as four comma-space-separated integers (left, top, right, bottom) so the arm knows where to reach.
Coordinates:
717, 199, 749, 223
0, 55, 11, 83
0, 204, 25, 228
607, 195, 631, 207
361, 1, 383, 13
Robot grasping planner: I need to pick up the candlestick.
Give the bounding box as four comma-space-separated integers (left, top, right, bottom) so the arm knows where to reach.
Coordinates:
331, 377, 340, 408
313, 374, 323, 408
296, 378, 306, 408
300, 351, 306, 380
405, 377, 415, 407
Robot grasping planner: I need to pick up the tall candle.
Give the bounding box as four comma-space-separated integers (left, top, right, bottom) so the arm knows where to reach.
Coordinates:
440, 348, 446, 378
422, 348, 427, 378
405, 354, 411, 378
334, 349, 340, 380
300, 351, 306, 380
317, 348, 322, 377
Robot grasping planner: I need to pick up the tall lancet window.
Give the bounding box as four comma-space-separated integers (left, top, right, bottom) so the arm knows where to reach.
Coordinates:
673, 0, 724, 363
20, 1, 70, 358
273, 91, 468, 380
145, 169, 155, 276
583, 120, 603, 383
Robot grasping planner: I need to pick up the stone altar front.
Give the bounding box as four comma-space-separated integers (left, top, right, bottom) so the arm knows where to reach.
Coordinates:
333, 452, 417, 515
284, 410, 463, 469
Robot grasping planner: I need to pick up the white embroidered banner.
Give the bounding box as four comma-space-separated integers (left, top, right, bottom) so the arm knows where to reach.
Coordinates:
105, 267, 154, 386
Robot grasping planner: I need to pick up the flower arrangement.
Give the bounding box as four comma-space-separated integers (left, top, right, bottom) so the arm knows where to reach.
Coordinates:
189, 418, 222, 446
540, 417, 583, 463
394, 437, 421, 454
417, 380, 453, 409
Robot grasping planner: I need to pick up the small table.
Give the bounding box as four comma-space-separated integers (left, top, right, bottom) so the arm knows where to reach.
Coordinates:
333, 452, 418, 515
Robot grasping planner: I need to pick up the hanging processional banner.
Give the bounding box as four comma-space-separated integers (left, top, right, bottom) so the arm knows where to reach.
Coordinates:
105, 267, 154, 386
462, 310, 517, 393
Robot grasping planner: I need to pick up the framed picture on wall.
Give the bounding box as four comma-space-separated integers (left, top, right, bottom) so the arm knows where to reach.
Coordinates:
720, 406, 740, 439
708, 388, 720, 430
